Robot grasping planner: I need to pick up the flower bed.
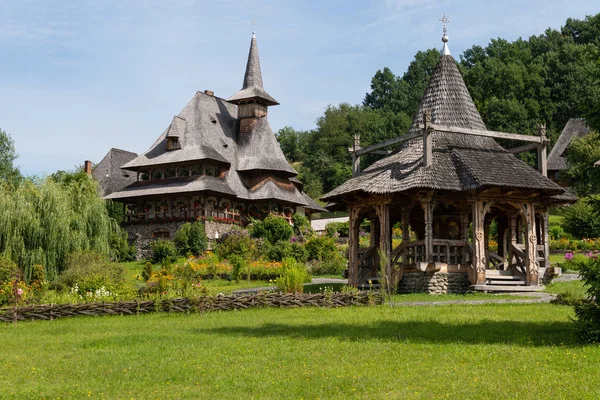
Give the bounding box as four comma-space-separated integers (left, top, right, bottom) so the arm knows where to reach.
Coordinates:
550, 238, 600, 252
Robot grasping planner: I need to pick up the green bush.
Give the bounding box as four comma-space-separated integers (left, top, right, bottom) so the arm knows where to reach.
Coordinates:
305, 236, 337, 261
325, 221, 349, 238
216, 229, 256, 260
142, 262, 153, 282
574, 255, 600, 343
563, 198, 600, 239
276, 258, 311, 293
292, 213, 314, 239
251, 215, 293, 244
151, 240, 178, 263
289, 242, 309, 263
308, 251, 346, 276
0, 257, 18, 283
53, 251, 125, 297
109, 230, 136, 262
173, 222, 208, 256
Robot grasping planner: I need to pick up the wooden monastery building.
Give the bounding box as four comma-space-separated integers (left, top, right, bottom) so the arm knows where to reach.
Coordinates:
96, 33, 324, 247
322, 28, 576, 293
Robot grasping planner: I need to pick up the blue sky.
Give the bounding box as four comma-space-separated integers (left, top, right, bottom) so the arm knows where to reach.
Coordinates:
1, 0, 598, 176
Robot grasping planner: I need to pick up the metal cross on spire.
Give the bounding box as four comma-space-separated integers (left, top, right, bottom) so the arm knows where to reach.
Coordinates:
439, 13, 450, 37
252, 18, 256, 36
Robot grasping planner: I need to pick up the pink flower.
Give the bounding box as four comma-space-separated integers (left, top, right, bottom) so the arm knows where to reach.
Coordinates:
564, 252, 573, 260
16, 288, 23, 296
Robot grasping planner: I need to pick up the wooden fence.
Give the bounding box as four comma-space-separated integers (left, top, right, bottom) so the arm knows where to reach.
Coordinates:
0, 292, 381, 323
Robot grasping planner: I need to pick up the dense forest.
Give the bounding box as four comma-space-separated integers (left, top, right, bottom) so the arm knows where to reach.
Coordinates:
277, 13, 600, 200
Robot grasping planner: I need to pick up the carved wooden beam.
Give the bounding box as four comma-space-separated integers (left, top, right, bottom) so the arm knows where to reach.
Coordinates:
354, 131, 421, 156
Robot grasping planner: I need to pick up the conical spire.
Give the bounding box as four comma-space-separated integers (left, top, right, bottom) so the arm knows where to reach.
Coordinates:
408, 44, 486, 134
228, 33, 279, 106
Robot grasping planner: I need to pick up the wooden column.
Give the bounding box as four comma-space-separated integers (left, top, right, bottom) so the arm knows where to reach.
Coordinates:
423, 110, 433, 168
347, 206, 360, 286
472, 200, 486, 285
460, 208, 470, 264
402, 209, 410, 265
541, 210, 550, 270
421, 193, 434, 263
524, 203, 540, 286
508, 211, 517, 267
538, 123, 548, 177
376, 204, 392, 287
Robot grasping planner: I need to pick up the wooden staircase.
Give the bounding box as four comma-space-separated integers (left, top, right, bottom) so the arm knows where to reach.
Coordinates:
471, 269, 543, 292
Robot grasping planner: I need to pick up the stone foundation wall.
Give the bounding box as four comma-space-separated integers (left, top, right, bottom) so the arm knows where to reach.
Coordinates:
397, 272, 471, 294
125, 221, 239, 260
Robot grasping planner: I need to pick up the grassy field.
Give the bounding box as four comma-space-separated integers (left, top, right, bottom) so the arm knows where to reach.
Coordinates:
1, 303, 598, 399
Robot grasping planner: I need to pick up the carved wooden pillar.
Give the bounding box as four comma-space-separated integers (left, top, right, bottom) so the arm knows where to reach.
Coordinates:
421, 193, 434, 263
541, 210, 550, 270
472, 200, 486, 285
524, 203, 539, 286
348, 206, 360, 286
484, 220, 490, 269
375, 203, 392, 286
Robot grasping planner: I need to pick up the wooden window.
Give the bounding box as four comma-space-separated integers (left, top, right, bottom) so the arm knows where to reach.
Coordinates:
178, 168, 189, 177
191, 166, 202, 176
165, 168, 176, 178
139, 171, 150, 181
152, 170, 164, 180
167, 137, 181, 151
152, 230, 170, 239
206, 165, 216, 177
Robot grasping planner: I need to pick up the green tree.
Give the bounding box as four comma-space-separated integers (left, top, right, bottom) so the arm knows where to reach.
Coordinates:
0, 129, 22, 185
565, 132, 600, 196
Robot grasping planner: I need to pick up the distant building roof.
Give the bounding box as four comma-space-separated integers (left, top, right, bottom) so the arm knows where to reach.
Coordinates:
547, 118, 591, 171
93, 148, 138, 196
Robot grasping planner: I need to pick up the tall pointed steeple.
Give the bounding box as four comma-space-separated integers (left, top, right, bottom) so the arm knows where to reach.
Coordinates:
228, 32, 279, 106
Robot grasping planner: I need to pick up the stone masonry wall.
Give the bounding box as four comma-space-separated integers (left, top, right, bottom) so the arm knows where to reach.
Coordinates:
397, 272, 471, 294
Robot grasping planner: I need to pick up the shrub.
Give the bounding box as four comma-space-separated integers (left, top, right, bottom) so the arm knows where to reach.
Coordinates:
0, 257, 18, 284
142, 262, 153, 282
308, 251, 346, 276
53, 251, 125, 298
276, 258, 311, 293
151, 240, 178, 263
251, 215, 293, 244
173, 222, 208, 256
573, 255, 600, 343
109, 230, 136, 262
216, 229, 256, 260
263, 240, 308, 262
305, 236, 337, 261
563, 198, 600, 239
325, 221, 349, 238
292, 213, 314, 239
289, 242, 309, 263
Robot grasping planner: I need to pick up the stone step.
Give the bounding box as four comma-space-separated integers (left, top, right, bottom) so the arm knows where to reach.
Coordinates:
485, 270, 514, 276
486, 279, 526, 286
485, 275, 523, 281
471, 284, 543, 292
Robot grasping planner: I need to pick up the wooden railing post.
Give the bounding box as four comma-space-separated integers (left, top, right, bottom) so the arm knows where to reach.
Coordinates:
421, 193, 434, 264
348, 206, 360, 286
525, 203, 540, 286
538, 123, 548, 177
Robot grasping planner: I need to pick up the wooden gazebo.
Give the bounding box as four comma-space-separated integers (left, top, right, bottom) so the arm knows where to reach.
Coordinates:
322, 34, 575, 293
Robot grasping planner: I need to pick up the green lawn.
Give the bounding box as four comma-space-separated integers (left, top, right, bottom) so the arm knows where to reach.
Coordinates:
1, 303, 597, 399
545, 279, 588, 298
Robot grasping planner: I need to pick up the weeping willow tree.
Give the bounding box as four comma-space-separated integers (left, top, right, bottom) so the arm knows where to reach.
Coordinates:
0, 175, 119, 281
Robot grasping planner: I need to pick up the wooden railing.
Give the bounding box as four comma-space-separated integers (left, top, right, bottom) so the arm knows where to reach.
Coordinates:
404, 240, 425, 265
510, 243, 527, 278
432, 239, 465, 264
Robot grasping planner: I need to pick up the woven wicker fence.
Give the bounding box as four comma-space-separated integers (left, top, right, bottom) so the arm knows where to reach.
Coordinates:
0, 292, 381, 323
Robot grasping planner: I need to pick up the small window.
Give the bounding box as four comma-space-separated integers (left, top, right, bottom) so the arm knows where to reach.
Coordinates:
178, 168, 189, 177
191, 166, 202, 176
152, 170, 164, 180
165, 168, 176, 178
206, 165, 216, 177
152, 230, 170, 239
139, 171, 150, 181
167, 137, 181, 151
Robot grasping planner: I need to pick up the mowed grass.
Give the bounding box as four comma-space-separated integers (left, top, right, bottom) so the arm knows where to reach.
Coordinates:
1, 304, 599, 399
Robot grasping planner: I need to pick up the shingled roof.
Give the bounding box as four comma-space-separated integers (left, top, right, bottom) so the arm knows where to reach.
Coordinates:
322, 44, 568, 203
104, 34, 323, 212
93, 148, 138, 196
547, 118, 591, 171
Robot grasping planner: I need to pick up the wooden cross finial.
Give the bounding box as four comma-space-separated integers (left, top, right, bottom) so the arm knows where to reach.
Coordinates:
252, 18, 256, 35
439, 13, 450, 37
